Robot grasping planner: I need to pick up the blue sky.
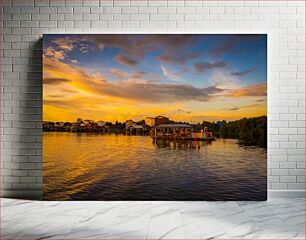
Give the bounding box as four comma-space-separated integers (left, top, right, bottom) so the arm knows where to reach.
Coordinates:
43, 34, 267, 123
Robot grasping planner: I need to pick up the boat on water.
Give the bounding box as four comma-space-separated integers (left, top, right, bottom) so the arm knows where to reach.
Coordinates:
187, 132, 215, 141
151, 124, 215, 141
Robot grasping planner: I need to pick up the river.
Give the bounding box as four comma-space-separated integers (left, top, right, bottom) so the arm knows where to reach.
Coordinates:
43, 132, 267, 200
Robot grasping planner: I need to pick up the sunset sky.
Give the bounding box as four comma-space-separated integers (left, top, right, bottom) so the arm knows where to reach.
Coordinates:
43, 34, 267, 123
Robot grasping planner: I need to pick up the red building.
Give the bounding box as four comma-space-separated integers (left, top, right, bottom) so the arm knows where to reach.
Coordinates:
154, 116, 170, 126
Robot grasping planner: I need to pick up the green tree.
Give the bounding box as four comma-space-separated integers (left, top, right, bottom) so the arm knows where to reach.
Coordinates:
219, 116, 267, 148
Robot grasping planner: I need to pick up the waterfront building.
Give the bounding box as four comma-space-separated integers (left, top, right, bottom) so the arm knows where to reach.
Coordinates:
83, 120, 94, 126
145, 117, 155, 127
153, 123, 193, 139
145, 116, 170, 127
129, 125, 144, 135
97, 121, 106, 127
125, 120, 135, 130
155, 116, 170, 126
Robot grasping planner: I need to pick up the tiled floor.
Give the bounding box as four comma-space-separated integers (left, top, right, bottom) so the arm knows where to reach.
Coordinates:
1, 198, 305, 239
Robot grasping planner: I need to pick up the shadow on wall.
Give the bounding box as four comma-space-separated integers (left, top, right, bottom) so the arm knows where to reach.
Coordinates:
3, 38, 43, 200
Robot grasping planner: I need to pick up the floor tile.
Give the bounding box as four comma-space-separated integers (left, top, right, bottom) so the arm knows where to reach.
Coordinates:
1, 198, 305, 240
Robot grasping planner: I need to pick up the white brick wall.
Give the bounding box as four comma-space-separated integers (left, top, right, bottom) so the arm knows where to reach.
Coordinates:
1, 0, 305, 198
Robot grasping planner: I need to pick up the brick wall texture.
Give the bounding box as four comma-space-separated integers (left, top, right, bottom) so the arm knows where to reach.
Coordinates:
1, 0, 305, 198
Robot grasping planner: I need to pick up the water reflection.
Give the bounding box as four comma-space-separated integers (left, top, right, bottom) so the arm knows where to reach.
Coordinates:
154, 138, 212, 151
43, 133, 267, 201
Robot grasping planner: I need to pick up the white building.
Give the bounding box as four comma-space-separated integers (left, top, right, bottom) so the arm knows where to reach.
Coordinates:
97, 121, 106, 127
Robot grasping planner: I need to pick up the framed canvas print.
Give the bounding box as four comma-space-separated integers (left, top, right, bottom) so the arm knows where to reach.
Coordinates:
43, 34, 267, 200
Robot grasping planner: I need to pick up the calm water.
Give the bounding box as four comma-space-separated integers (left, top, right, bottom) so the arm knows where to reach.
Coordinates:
43, 132, 267, 200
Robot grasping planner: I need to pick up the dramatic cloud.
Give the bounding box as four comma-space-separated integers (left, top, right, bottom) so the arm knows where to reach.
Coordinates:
44, 55, 265, 106
43, 46, 66, 60
52, 37, 76, 52
209, 45, 232, 56
43, 34, 267, 122
194, 61, 227, 73
227, 83, 267, 98
110, 68, 130, 79
43, 56, 224, 103
231, 67, 256, 76
95, 82, 224, 103
86, 35, 143, 57
86, 34, 197, 59
48, 36, 97, 62
174, 109, 192, 114
228, 107, 240, 111
161, 65, 188, 81
80, 43, 90, 53
85, 34, 203, 72
44, 36, 93, 63
132, 70, 147, 79
44, 78, 71, 85
114, 54, 138, 66
110, 68, 158, 83
62, 89, 78, 93
161, 65, 170, 77
208, 34, 263, 56
225, 103, 264, 111
44, 99, 71, 107
159, 51, 203, 65
211, 70, 241, 89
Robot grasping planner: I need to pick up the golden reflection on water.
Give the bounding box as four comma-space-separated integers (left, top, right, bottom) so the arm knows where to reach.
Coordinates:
154, 138, 211, 151
43, 132, 267, 200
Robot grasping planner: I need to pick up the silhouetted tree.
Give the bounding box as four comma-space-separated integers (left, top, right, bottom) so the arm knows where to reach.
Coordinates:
76, 118, 83, 124
219, 116, 267, 148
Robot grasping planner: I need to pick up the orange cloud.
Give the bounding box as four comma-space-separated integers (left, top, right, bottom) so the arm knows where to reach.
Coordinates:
44, 77, 71, 85
228, 83, 267, 98
43, 54, 266, 123
110, 68, 156, 83
51, 36, 78, 52
110, 68, 129, 79
44, 46, 66, 60
49, 65, 222, 103
44, 55, 267, 105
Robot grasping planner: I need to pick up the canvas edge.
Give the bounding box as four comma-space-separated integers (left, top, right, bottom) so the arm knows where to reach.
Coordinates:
1, 190, 43, 200
1, 190, 304, 200
5, 33, 295, 201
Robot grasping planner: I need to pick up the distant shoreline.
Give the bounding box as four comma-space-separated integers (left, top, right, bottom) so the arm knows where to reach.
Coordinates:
43, 116, 267, 148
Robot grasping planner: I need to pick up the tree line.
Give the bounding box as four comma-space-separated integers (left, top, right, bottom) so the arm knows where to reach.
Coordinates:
198, 116, 267, 148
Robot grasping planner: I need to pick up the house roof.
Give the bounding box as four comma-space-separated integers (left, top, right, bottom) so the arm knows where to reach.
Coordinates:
155, 124, 193, 128
130, 125, 143, 129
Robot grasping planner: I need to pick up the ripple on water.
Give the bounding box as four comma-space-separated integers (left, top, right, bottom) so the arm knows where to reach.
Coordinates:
43, 133, 267, 200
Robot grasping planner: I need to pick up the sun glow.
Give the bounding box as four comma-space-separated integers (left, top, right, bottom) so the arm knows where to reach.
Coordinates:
43, 34, 267, 123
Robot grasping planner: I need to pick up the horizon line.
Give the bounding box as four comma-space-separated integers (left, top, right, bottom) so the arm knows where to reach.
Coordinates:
43, 115, 267, 123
